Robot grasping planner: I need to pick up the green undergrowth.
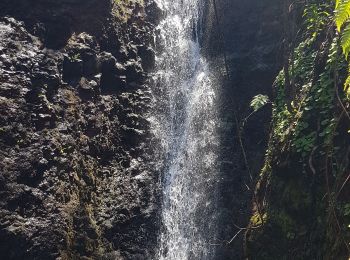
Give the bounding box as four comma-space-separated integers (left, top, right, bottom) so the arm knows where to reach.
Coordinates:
246, 1, 350, 259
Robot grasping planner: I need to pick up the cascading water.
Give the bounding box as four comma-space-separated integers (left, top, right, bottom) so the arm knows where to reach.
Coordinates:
150, 0, 219, 259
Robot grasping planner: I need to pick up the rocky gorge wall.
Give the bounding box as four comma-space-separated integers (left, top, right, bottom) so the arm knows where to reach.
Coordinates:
0, 1, 161, 259
0, 0, 291, 259
245, 2, 350, 259
202, 0, 283, 259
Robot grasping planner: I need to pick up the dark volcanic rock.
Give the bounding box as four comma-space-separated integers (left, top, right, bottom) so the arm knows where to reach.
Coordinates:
0, 0, 111, 49
0, 1, 160, 259
202, 0, 283, 259
139, 45, 156, 72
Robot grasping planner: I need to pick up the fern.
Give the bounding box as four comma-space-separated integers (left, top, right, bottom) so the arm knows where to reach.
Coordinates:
345, 65, 350, 97
341, 24, 350, 57
335, 0, 350, 31
335, 0, 350, 96
335, 0, 350, 56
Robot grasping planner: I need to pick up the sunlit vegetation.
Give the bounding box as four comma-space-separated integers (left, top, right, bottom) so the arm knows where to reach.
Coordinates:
247, 1, 350, 258
335, 0, 350, 97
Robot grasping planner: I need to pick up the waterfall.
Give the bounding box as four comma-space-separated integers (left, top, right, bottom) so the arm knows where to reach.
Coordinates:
150, 0, 219, 259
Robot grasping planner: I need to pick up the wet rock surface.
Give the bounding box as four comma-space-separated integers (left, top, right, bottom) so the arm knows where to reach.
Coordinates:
0, 1, 160, 259
202, 0, 283, 259
0, 0, 285, 258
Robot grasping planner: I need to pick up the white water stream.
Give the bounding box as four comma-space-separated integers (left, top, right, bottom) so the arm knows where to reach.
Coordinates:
150, 0, 219, 259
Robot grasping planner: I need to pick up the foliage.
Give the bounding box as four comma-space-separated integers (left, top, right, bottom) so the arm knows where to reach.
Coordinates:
272, 38, 317, 145
335, 0, 350, 33
335, 0, 350, 96
250, 94, 270, 112
344, 203, 350, 216
247, 2, 350, 258
304, 3, 331, 39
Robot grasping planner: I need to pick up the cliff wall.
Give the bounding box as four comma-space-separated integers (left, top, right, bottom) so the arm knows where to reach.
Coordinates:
202, 0, 283, 258
0, 1, 160, 259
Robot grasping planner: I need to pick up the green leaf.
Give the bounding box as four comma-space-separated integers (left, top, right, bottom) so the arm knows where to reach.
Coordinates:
250, 94, 270, 112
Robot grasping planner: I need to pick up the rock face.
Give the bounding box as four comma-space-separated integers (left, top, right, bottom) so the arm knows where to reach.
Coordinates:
0, 0, 287, 259
202, 0, 283, 259
0, 1, 160, 259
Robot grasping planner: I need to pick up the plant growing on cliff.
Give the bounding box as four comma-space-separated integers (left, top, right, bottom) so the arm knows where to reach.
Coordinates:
250, 94, 270, 112
304, 3, 331, 39
335, 0, 350, 96
335, 0, 350, 46
247, 3, 350, 257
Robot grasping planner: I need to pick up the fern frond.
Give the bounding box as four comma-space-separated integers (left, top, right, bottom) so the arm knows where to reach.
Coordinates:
341, 23, 350, 57
345, 77, 350, 97
344, 65, 350, 97
335, 0, 350, 31
336, 0, 340, 8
